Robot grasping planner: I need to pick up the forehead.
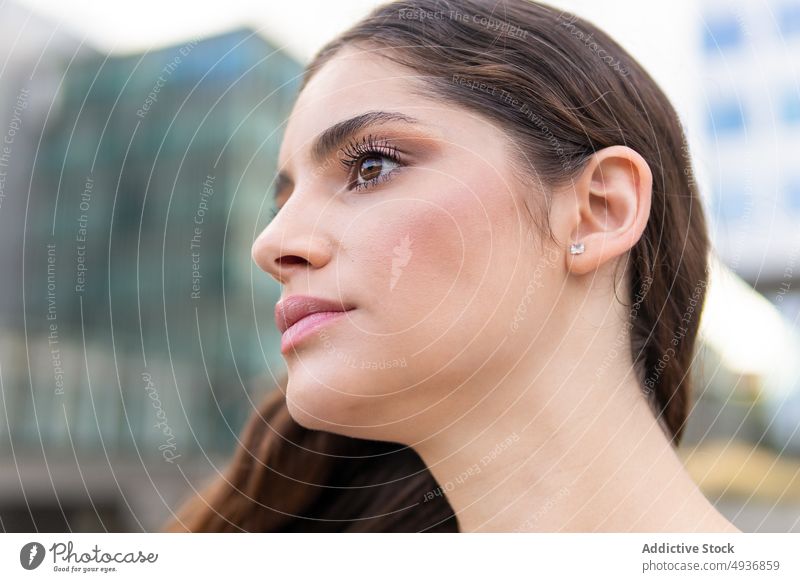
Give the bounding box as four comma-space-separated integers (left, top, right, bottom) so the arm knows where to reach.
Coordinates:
279, 46, 431, 165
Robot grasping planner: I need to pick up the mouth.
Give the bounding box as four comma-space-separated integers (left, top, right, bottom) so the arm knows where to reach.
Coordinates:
275, 294, 355, 354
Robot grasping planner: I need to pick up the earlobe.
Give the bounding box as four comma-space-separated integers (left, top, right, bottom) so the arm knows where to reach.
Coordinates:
563, 145, 652, 277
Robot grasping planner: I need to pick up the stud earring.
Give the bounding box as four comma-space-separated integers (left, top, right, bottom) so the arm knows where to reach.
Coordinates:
569, 242, 585, 255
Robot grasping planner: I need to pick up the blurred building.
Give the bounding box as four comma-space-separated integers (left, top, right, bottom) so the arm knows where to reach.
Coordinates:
699, 0, 800, 289
679, 0, 800, 531
0, 4, 300, 530
0, 2, 98, 323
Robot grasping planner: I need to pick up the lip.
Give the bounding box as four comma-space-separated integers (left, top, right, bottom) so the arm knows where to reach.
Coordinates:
275, 294, 355, 354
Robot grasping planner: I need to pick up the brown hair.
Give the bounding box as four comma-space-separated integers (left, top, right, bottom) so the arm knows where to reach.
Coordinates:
164, 0, 709, 532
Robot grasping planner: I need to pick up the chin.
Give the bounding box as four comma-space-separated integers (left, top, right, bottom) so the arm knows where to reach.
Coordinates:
283, 368, 363, 437
285, 367, 413, 442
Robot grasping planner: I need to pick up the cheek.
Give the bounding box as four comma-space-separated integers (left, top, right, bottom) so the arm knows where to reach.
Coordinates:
344, 197, 467, 335
344, 178, 520, 338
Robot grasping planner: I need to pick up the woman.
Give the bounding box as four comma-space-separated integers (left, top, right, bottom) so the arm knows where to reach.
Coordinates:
165, 0, 739, 532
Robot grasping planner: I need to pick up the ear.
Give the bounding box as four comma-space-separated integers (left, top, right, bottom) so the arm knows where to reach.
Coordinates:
561, 145, 652, 276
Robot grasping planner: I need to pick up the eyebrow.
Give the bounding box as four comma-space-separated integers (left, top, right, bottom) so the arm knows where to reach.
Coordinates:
273, 110, 420, 202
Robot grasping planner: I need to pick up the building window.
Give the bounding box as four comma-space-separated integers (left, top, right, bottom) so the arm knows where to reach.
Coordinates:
782, 89, 800, 124
703, 15, 743, 54
707, 99, 746, 135
786, 178, 800, 211
714, 182, 751, 221
778, 3, 800, 36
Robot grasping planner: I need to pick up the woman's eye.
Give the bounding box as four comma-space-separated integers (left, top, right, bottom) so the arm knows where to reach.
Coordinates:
352, 154, 401, 191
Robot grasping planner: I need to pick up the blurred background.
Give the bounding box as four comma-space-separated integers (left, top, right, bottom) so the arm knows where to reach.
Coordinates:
0, 0, 799, 532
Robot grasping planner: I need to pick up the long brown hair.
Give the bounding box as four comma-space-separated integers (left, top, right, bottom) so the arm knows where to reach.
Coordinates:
164, 0, 710, 532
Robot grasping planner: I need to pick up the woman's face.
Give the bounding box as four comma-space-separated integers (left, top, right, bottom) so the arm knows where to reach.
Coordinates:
252, 45, 565, 443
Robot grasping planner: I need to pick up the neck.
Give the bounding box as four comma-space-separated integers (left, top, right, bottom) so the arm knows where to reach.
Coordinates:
412, 314, 736, 532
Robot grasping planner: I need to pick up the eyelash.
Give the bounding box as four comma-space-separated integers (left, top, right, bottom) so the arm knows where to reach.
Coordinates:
269, 134, 405, 219
338, 133, 405, 192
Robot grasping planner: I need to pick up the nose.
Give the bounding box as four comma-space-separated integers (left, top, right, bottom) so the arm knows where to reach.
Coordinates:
251, 202, 333, 285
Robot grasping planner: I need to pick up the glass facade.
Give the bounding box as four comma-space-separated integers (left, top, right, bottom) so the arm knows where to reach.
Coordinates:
3, 28, 301, 459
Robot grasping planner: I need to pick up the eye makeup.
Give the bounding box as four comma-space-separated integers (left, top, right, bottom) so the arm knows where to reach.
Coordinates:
338, 133, 407, 192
